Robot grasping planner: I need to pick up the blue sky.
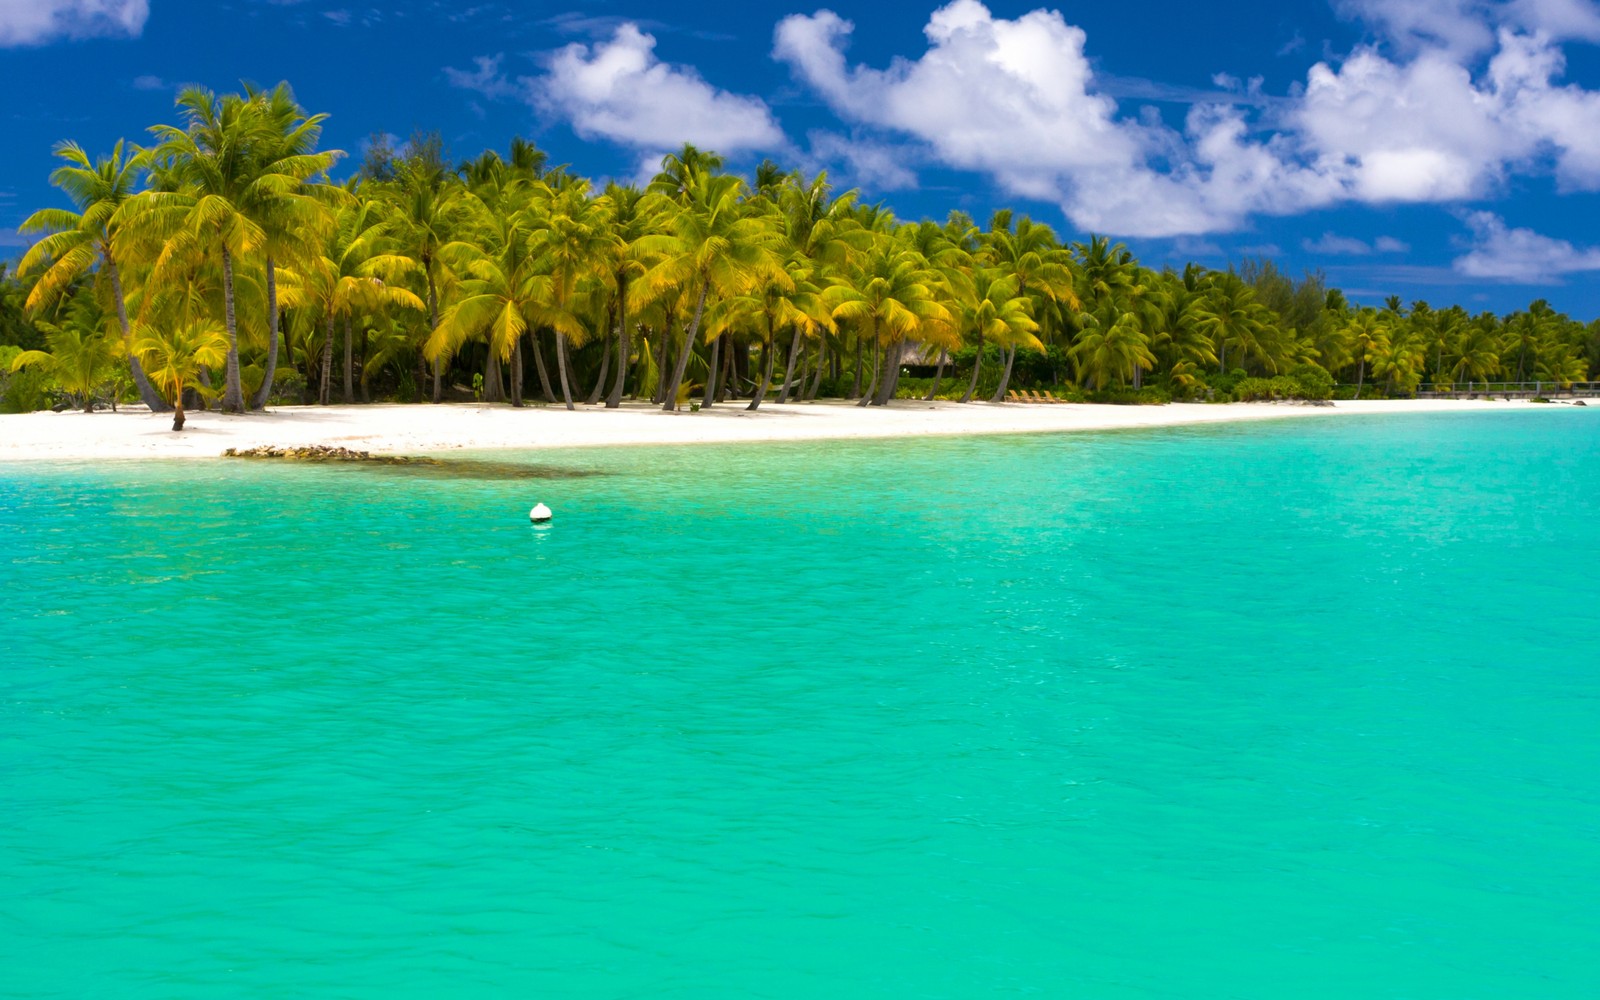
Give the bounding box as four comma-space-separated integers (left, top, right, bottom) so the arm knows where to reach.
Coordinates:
4, 0, 1600, 317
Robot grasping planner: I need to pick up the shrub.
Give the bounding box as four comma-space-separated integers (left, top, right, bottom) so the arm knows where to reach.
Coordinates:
1086, 386, 1170, 405
1232, 375, 1302, 401
1289, 363, 1335, 400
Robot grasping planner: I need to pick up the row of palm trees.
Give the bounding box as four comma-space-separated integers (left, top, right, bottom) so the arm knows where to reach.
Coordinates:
9, 83, 1599, 426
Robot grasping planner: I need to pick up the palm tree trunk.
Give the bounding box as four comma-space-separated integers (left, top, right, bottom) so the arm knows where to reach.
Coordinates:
219, 246, 244, 413
701, 333, 722, 409
428, 269, 443, 404
960, 344, 984, 403
990, 346, 1017, 402
252, 255, 280, 410
532, 331, 556, 402
652, 320, 673, 403
857, 335, 882, 407
172, 384, 186, 431
359, 328, 371, 403
1356, 359, 1365, 398
483, 348, 506, 403
872, 339, 904, 406
851, 332, 864, 397
587, 326, 612, 404
107, 260, 169, 412
606, 280, 630, 408
776, 327, 804, 403
793, 340, 812, 400
343, 316, 355, 404
663, 284, 708, 412
926, 350, 947, 400
555, 333, 575, 410
748, 334, 778, 410
720, 337, 736, 400
510, 338, 525, 407
319, 313, 334, 405
806, 338, 827, 401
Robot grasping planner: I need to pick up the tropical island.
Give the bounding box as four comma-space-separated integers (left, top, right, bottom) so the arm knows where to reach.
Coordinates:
2, 82, 1596, 454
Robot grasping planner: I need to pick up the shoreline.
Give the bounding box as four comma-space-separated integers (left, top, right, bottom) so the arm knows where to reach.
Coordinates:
0, 398, 1588, 463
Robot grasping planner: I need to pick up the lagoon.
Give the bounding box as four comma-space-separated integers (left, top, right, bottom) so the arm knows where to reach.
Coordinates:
3, 411, 1598, 997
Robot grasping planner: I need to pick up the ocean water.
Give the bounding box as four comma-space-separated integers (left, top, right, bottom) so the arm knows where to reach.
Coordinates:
2, 409, 1598, 998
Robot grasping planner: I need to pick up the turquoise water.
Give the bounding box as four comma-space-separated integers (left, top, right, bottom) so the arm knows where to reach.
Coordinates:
3, 410, 1599, 998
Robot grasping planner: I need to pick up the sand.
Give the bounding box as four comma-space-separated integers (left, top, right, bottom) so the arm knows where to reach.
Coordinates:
0, 397, 1587, 463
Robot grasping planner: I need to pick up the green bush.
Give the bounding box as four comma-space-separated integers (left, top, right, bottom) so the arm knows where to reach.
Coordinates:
0, 345, 51, 412
1232, 375, 1303, 401
1085, 386, 1170, 405
1289, 363, 1335, 400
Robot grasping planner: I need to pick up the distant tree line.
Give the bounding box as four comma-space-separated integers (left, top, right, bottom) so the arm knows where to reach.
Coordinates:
5, 82, 1598, 423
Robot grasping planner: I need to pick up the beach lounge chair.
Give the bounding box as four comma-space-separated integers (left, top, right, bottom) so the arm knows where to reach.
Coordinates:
1027, 390, 1049, 403
1042, 391, 1066, 403
1007, 390, 1024, 403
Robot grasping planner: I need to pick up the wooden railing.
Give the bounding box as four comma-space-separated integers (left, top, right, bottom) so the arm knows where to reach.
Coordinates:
1339, 382, 1600, 399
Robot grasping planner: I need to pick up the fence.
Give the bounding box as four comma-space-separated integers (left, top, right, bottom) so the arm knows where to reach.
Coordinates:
1336, 382, 1600, 400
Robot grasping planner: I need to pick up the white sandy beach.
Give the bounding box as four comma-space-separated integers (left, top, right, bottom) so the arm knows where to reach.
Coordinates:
0, 397, 1588, 462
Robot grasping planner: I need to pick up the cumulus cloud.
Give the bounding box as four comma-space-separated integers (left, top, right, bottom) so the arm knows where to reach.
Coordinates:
0, 0, 147, 46
773, 1, 1340, 235
804, 132, 919, 191
1303, 231, 1414, 254
772, 1, 1600, 236
536, 23, 784, 153
1452, 211, 1600, 280
1334, 0, 1600, 57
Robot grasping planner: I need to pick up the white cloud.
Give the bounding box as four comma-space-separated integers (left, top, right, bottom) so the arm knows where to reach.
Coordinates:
1304, 232, 1378, 254
445, 54, 519, 100
1452, 211, 1600, 280
774, 4, 1137, 198
0, 0, 147, 46
772, 2, 1339, 235
535, 23, 784, 153
804, 132, 919, 191
131, 73, 166, 90
773, 1, 1600, 236
1335, 0, 1600, 54
1302, 232, 1414, 254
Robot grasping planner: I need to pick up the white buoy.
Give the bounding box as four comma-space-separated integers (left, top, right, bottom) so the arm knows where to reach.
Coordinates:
529, 502, 553, 523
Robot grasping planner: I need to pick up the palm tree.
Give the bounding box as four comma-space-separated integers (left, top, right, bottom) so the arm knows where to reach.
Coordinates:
529, 185, 619, 410
597, 183, 664, 408
429, 200, 547, 408
954, 266, 1040, 403
7, 298, 119, 412
243, 82, 344, 410
1447, 313, 1503, 388
16, 140, 169, 410
707, 259, 833, 410
280, 199, 424, 404
134, 319, 230, 430
1193, 272, 1274, 374
372, 147, 473, 403
131, 87, 338, 412
774, 170, 867, 403
830, 242, 956, 406
981, 214, 1076, 400
634, 172, 784, 411
1069, 310, 1156, 390
1344, 308, 1389, 397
